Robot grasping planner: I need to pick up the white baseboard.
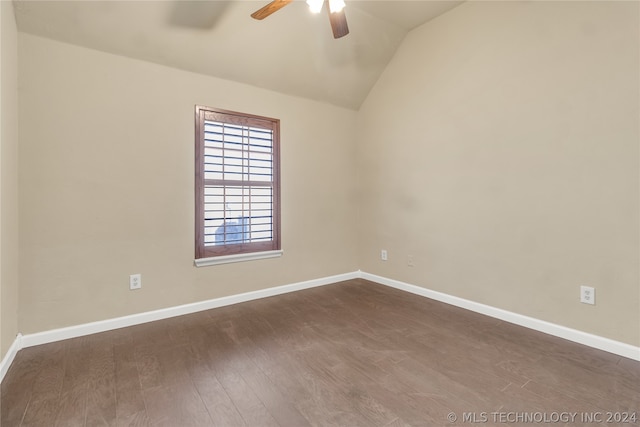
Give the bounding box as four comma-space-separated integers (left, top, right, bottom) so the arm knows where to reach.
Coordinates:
7, 268, 638, 383
21, 271, 360, 349
360, 271, 640, 362
0, 333, 23, 383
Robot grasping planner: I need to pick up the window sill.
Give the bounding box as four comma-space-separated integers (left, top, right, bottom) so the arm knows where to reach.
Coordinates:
194, 250, 284, 267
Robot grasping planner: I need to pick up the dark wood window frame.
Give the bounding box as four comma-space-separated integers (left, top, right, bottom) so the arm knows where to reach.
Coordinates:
195, 106, 281, 262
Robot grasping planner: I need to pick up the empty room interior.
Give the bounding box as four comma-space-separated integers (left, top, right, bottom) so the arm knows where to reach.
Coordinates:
1, 0, 639, 425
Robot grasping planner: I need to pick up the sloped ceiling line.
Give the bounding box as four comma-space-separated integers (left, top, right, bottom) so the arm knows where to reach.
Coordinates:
13, 0, 463, 109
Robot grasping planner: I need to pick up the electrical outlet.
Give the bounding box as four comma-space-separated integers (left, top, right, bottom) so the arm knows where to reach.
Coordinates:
407, 255, 414, 267
381, 250, 388, 261
580, 285, 595, 305
130, 274, 142, 290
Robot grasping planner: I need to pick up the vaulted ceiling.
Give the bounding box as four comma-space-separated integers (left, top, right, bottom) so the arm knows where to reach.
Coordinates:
13, 0, 463, 109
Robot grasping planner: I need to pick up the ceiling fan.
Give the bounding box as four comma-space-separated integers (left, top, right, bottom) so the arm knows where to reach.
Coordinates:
251, 0, 349, 39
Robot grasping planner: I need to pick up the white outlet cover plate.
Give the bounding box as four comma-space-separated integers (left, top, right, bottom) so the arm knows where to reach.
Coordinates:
130, 274, 142, 290
580, 285, 595, 305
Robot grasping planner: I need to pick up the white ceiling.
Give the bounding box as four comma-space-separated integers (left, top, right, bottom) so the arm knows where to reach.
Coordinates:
13, 0, 463, 110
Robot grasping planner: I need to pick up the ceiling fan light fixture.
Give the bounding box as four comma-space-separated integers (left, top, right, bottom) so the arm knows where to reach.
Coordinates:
252, 0, 348, 39
306, 0, 324, 14
328, 0, 345, 14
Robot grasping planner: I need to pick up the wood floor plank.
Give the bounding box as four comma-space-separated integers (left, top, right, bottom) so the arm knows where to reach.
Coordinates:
512, 355, 639, 411
54, 340, 91, 427
28, 342, 66, 404
142, 383, 212, 427
1, 350, 43, 426
54, 381, 87, 427
20, 397, 60, 427
114, 340, 148, 425
222, 342, 310, 426
192, 374, 246, 426
81, 336, 117, 426
182, 340, 246, 426
115, 410, 150, 427
204, 324, 281, 427
115, 369, 145, 420
2, 279, 638, 427
213, 368, 281, 427
233, 331, 366, 426
135, 353, 162, 391
518, 381, 611, 426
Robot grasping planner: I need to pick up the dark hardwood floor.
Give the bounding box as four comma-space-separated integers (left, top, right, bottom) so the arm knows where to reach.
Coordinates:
2, 279, 639, 426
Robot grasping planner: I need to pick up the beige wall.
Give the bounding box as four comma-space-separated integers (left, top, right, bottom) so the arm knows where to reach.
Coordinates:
18, 33, 358, 334
14, 1, 640, 349
1, 0, 20, 358
357, 1, 640, 346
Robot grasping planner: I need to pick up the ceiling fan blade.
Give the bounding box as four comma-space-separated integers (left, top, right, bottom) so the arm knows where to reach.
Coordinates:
251, 0, 294, 20
327, 7, 349, 39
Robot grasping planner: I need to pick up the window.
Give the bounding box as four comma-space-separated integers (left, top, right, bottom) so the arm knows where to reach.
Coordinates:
195, 106, 281, 264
